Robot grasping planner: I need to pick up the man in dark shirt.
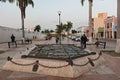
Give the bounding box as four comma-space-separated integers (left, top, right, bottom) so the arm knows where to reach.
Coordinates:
11, 34, 15, 42
81, 34, 88, 48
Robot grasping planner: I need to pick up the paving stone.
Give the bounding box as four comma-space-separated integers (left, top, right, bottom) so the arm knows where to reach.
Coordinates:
87, 65, 115, 75
0, 70, 12, 80
75, 74, 120, 80
0, 38, 120, 80
8, 72, 46, 78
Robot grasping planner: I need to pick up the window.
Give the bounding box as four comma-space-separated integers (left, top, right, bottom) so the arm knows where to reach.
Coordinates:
107, 23, 109, 28
110, 23, 112, 28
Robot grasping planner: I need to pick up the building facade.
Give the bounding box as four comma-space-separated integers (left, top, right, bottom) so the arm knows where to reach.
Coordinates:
77, 13, 117, 39
92, 13, 108, 38
77, 26, 88, 36
104, 16, 117, 39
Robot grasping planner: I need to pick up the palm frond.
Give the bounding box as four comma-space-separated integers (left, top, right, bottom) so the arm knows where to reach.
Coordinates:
81, 0, 85, 6
8, 0, 14, 3
0, 0, 15, 3
28, 0, 34, 7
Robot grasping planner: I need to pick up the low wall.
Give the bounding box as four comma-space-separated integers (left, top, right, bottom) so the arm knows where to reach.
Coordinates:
0, 26, 45, 43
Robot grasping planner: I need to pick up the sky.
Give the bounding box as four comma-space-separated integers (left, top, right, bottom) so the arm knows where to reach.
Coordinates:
0, 0, 117, 30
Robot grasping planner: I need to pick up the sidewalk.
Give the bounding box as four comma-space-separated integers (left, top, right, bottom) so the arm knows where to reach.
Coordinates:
0, 38, 119, 80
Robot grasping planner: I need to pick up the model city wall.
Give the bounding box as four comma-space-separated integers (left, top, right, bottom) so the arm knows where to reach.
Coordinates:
0, 26, 45, 43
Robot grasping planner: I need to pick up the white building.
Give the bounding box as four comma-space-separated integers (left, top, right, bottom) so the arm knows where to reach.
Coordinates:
0, 26, 45, 43
77, 26, 88, 35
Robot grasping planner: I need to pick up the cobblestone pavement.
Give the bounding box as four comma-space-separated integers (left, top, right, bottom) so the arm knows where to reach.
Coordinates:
0, 38, 120, 80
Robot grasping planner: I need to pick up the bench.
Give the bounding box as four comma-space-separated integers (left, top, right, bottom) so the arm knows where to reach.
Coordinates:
8, 39, 32, 48
8, 41, 17, 48
22, 39, 32, 44
95, 41, 106, 49
24, 39, 32, 44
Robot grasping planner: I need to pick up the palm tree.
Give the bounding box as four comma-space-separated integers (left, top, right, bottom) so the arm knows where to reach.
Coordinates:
1, 0, 34, 40
44, 29, 50, 34
50, 30, 54, 33
81, 0, 93, 42
65, 21, 73, 36
71, 29, 77, 34
65, 21, 73, 41
115, 0, 120, 52
34, 25, 41, 32
56, 23, 66, 44
16, 0, 34, 39
0, 0, 14, 3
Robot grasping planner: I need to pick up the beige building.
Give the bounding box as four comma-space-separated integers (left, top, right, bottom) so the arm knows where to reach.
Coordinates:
92, 13, 107, 38
104, 16, 117, 39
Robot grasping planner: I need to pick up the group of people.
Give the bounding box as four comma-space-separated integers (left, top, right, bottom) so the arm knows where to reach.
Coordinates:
55, 33, 88, 48
10, 33, 88, 49
55, 34, 88, 48
56, 36, 59, 44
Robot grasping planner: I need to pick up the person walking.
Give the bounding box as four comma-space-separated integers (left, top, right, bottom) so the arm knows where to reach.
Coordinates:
81, 34, 88, 48
56, 36, 59, 44
11, 34, 15, 42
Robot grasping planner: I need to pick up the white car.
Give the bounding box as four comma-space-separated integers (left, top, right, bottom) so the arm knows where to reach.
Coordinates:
75, 36, 81, 41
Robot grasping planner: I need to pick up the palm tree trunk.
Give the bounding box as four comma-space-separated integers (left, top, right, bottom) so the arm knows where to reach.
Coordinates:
115, 0, 120, 52
88, 0, 93, 42
21, 10, 25, 39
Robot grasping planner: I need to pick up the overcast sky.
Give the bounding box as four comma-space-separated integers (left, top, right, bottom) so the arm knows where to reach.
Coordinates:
0, 0, 117, 30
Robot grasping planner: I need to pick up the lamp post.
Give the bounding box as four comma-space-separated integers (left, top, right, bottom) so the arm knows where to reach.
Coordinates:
58, 11, 61, 25
58, 11, 61, 44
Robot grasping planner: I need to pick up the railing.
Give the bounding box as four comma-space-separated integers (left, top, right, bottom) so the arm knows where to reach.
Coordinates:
7, 52, 102, 72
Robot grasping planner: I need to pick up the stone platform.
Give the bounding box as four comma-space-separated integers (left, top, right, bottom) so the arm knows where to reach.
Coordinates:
2, 44, 105, 78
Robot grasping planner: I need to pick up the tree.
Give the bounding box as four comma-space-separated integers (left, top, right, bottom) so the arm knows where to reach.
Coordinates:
44, 29, 50, 34
115, 0, 120, 52
17, 0, 34, 39
65, 21, 73, 36
0, 0, 34, 39
0, 0, 14, 3
81, 0, 93, 42
71, 29, 77, 34
56, 23, 66, 44
41, 29, 50, 34
34, 25, 41, 32
50, 30, 54, 33
56, 23, 66, 35
41, 30, 44, 33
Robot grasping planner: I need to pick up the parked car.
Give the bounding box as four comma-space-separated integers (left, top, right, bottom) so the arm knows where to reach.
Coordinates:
75, 36, 81, 41
71, 35, 76, 40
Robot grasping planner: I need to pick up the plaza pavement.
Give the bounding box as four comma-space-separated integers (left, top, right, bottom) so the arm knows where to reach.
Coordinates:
0, 37, 120, 80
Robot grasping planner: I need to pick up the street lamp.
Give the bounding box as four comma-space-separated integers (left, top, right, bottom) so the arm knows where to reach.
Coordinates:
58, 11, 61, 44
58, 11, 61, 25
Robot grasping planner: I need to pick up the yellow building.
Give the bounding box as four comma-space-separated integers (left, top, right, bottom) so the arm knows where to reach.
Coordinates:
92, 13, 107, 38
